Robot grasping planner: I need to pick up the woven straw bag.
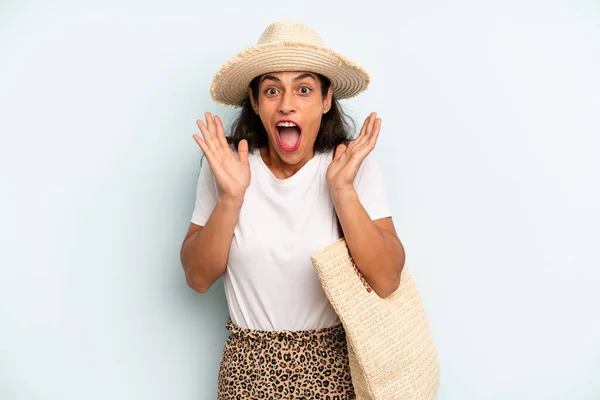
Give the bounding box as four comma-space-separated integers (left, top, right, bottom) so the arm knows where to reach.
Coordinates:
310, 238, 440, 400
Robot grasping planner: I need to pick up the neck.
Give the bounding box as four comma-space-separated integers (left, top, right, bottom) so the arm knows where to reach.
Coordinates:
259, 144, 315, 179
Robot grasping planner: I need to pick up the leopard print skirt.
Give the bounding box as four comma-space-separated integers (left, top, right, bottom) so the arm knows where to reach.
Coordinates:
217, 316, 356, 399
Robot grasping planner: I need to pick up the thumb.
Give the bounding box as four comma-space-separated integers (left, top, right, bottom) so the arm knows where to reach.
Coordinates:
333, 143, 347, 161
238, 139, 249, 164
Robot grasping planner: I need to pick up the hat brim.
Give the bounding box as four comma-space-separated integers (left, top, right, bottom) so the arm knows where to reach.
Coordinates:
210, 42, 370, 107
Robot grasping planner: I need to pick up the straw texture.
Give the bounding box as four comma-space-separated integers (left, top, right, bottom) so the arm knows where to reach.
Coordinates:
310, 238, 440, 400
210, 21, 370, 107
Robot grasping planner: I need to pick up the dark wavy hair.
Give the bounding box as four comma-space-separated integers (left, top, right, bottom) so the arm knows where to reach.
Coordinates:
225, 73, 356, 154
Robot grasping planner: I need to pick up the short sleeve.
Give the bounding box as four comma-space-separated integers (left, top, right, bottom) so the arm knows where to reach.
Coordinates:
190, 158, 220, 226
353, 152, 392, 220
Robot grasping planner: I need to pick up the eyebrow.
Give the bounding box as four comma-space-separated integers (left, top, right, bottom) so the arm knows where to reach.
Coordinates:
260, 73, 317, 84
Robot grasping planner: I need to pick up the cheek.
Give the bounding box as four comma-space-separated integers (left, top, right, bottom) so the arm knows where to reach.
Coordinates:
307, 109, 324, 131
304, 119, 323, 140
258, 112, 274, 132
257, 103, 277, 128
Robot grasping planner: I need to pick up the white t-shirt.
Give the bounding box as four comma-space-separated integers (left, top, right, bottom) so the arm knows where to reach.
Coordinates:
190, 148, 391, 331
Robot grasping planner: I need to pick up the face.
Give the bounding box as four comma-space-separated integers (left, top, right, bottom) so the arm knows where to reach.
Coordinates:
248, 71, 333, 166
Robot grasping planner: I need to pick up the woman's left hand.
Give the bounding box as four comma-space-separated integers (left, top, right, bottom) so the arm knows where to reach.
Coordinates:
326, 112, 382, 193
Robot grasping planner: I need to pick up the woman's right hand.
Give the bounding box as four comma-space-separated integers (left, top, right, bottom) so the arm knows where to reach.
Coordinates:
193, 112, 250, 203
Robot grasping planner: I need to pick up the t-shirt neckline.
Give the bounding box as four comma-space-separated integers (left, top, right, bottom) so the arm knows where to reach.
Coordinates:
254, 149, 324, 187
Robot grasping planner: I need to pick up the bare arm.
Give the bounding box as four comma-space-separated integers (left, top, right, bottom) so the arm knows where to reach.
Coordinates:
180, 112, 250, 293
327, 112, 403, 298
332, 188, 404, 298
180, 197, 243, 293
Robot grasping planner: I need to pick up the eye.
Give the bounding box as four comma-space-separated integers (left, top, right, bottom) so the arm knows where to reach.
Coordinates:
299, 86, 312, 94
264, 87, 279, 95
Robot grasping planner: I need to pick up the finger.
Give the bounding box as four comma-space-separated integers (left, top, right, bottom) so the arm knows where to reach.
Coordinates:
205, 112, 217, 137
355, 112, 377, 150
359, 115, 380, 150
360, 113, 372, 134
349, 122, 376, 160
204, 112, 218, 145
365, 112, 377, 138
214, 115, 229, 148
197, 117, 218, 154
192, 133, 210, 155
354, 114, 371, 142
351, 112, 375, 149
238, 139, 249, 164
333, 143, 347, 161
346, 115, 369, 151
196, 119, 213, 143
369, 117, 382, 148
350, 118, 380, 165
193, 133, 221, 169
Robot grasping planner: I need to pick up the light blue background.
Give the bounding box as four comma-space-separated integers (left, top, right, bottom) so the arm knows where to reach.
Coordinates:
1, 0, 599, 399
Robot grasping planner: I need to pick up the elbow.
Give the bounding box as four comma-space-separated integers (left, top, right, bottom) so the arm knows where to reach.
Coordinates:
375, 262, 403, 299
181, 255, 211, 293
377, 240, 405, 298
376, 278, 400, 299
185, 271, 210, 293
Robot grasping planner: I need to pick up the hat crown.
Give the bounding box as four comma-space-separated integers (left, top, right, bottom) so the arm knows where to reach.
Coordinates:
257, 21, 324, 47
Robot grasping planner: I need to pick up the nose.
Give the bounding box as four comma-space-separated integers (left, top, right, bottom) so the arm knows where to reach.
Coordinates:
278, 91, 296, 114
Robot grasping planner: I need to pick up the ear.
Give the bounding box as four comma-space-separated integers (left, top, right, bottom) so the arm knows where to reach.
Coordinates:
323, 85, 334, 114
247, 88, 259, 114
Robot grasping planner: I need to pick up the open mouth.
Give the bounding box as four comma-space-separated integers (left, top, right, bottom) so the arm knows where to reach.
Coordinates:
276, 120, 302, 152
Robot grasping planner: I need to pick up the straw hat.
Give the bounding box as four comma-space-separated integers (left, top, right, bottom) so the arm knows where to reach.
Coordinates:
210, 21, 371, 107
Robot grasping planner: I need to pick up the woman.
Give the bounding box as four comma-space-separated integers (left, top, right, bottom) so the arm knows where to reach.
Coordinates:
180, 21, 405, 399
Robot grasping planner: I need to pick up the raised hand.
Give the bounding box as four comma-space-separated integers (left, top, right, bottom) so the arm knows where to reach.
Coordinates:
326, 112, 381, 192
193, 112, 250, 202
